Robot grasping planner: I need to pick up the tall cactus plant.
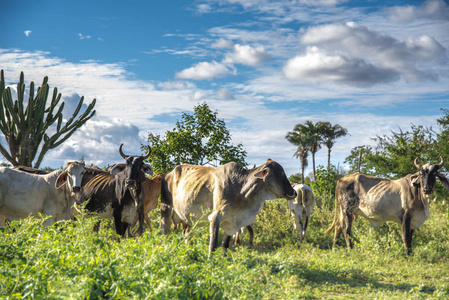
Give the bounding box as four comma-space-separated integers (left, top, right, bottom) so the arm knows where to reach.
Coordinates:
0, 70, 96, 168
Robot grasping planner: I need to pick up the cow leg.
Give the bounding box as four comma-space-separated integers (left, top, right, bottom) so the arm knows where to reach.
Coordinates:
137, 197, 144, 236
233, 229, 242, 245
342, 211, 354, 249
160, 203, 172, 235
0, 214, 5, 227
246, 225, 254, 246
401, 212, 413, 255
208, 211, 222, 258
222, 234, 231, 257
291, 211, 300, 238
144, 214, 152, 231
113, 209, 125, 236
302, 211, 309, 243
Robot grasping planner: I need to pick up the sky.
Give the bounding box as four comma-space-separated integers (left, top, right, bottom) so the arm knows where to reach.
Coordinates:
1, 0, 448, 176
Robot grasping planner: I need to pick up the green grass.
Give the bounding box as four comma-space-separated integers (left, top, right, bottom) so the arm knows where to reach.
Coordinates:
1, 199, 448, 299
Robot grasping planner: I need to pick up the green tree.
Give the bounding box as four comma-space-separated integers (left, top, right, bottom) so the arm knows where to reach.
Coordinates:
344, 145, 375, 174
345, 125, 438, 179
0, 70, 96, 168
286, 130, 311, 184
319, 122, 349, 167
146, 103, 247, 174
286, 120, 325, 181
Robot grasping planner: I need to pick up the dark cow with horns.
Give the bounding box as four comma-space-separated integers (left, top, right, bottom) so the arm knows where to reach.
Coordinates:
325, 156, 449, 254
75, 144, 153, 236
160, 159, 296, 257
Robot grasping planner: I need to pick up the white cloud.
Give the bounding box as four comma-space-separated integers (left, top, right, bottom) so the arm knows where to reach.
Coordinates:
224, 44, 269, 66
215, 88, 235, 100
211, 38, 234, 49
283, 46, 399, 87
297, 0, 347, 6
24, 30, 32, 37
387, 0, 449, 23
175, 60, 235, 80
158, 81, 197, 90
292, 22, 447, 86
78, 33, 91, 40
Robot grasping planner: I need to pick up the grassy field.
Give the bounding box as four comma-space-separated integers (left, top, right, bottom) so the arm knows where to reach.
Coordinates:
1, 197, 448, 299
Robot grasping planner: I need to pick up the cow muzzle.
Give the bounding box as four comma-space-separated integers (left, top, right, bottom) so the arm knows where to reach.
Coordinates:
72, 186, 81, 193
423, 187, 433, 194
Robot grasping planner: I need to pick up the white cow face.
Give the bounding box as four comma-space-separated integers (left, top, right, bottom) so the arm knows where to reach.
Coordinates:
55, 162, 86, 195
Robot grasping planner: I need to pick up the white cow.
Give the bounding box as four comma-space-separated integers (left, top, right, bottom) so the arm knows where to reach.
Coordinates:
289, 184, 315, 242
0, 162, 87, 226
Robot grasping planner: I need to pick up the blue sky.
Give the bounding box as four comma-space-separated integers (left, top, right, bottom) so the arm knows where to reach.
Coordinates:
1, 0, 448, 176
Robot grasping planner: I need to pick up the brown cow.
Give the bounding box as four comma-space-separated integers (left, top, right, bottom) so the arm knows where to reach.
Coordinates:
325, 157, 449, 254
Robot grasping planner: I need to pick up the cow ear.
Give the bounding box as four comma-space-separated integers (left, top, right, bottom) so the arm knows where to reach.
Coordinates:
254, 167, 269, 179
437, 173, 449, 191
110, 163, 125, 174
142, 164, 154, 175
55, 171, 68, 189
410, 173, 420, 187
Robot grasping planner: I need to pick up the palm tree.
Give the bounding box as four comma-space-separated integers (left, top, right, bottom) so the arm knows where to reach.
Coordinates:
294, 145, 309, 184
286, 120, 323, 181
319, 122, 349, 167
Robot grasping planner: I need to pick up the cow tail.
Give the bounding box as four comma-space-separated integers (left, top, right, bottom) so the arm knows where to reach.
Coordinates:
324, 193, 340, 237
160, 176, 172, 235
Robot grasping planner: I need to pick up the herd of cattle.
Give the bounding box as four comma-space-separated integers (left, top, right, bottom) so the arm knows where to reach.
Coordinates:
1, 144, 448, 256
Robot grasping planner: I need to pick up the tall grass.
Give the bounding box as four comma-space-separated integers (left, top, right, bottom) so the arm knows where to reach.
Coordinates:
1, 195, 448, 299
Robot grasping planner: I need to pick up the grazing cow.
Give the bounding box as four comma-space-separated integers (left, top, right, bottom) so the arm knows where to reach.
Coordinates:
289, 184, 315, 243
0, 162, 87, 226
160, 159, 297, 257
75, 144, 153, 236
325, 157, 449, 254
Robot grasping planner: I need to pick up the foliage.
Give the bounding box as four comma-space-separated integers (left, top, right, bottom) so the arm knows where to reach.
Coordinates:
2, 196, 449, 299
286, 121, 347, 182
319, 122, 349, 167
0, 70, 96, 168
344, 145, 375, 174
345, 125, 440, 179
146, 103, 247, 174
309, 165, 339, 212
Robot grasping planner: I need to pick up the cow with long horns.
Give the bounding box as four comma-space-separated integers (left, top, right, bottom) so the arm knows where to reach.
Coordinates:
325, 156, 449, 254
75, 144, 153, 236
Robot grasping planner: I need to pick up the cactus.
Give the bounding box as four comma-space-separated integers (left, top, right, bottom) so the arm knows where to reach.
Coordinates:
0, 70, 96, 168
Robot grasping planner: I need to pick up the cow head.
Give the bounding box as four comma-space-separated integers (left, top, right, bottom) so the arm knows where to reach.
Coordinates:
411, 156, 449, 194
118, 144, 153, 191
254, 159, 297, 200
55, 161, 86, 195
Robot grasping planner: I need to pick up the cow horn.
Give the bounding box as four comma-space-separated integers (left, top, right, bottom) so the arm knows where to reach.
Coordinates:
414, 157, 421, 170
119, 143, 129, 159
142, 145, 152, 160
437, 156, 444, 168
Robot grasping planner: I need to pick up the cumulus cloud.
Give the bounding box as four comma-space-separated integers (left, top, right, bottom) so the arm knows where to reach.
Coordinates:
223, 44, 269, 66
283, 47, 399, 87
387, 0, 449, 23
24, 30, 32, 37
211, 38, 234, 49
286, 22, 447, 86
175, 60, 235, 80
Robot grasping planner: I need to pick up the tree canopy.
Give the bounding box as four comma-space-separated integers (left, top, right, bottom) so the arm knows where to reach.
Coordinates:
146, 103, 247, 174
